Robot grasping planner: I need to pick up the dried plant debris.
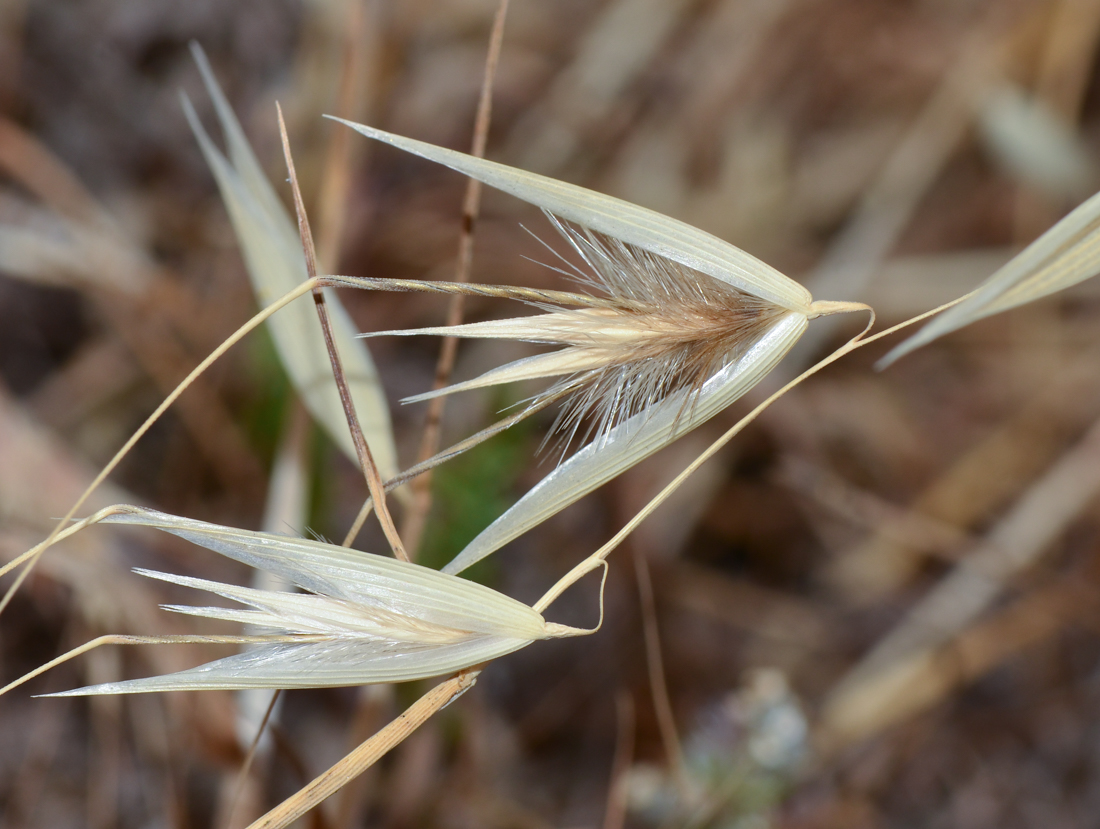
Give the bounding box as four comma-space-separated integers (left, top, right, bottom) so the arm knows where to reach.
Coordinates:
881, 168, 1100, 366
11, 2, 1100, 828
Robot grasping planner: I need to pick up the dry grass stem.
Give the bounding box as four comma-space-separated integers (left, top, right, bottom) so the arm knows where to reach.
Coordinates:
633, 550, 687, 793
245, 670, 480, 829
185, 45, 397, 478
822, 407, 1100, 744
275, 104, 407, 561
602, 691, 635, 829
16, 12, 1100, 822
313, 0, 374, 273
0, 277, 321, 615
401, 0, 511, 556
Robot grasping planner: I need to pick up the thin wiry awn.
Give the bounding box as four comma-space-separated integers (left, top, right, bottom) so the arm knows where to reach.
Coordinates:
372, 213, 788, 453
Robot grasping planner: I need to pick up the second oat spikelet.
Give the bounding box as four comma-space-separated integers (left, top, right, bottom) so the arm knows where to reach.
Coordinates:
0, 505, 596, 697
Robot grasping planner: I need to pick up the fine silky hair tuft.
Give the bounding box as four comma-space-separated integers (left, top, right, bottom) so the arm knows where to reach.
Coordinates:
529, 215, 788, 450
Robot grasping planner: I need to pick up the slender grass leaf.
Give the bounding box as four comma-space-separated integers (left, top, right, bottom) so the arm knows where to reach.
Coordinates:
444, 312, 807, 573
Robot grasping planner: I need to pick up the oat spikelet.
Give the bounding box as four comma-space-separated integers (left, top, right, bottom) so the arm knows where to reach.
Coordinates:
0, 506, 591, 698
330, 119, 867, 573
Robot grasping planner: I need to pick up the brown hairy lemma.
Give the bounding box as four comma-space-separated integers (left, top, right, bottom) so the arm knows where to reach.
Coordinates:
523, 215, 789, 449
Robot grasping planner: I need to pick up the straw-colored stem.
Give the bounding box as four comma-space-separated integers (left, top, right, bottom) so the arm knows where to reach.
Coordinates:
0, 633, 325, 699
224, 689, 283, 829
602, 691, 635, 829
245, 670, 480, 829
536, 287, 980, 613
402, 0, 511, 556
634, 550, 687, 793
276, 104, 407, 562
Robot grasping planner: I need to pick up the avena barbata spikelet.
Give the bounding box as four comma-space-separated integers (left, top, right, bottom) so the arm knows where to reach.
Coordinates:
372, 213, 793, 451
331, 120, 862, 573
2, 506, 589, 697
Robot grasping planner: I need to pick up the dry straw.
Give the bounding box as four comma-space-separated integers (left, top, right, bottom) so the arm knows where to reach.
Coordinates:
183, 44, 398, 481
881, 150, 1100, 366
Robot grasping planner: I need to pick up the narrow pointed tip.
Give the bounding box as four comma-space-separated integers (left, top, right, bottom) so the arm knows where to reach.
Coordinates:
873, 350, 901, 371
358, 328, 437, 339
36, 686, 103, 698
188, 41, 219, 94
401, 387, 450, 405
874, 325, 938, 371
325, 118, 410, 155
187, 39, 205, 64
325, 115, 373, 136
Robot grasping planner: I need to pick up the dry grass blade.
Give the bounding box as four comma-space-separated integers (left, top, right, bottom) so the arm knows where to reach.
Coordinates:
330, 120, 817, 312
275, 103, 407, 561
817, 574, 1100, 755
507, 0, 693, 174
185, 45, 398, 479
2, 504, 595, 696
789, 22, 1008, 367
326, 123, 870, 573
0, 120, 266, 498
821, 409, 1100, 745
634, 551, 687, 793
827, 340, 1100, 601
444, 313, 807, 574
602, 691, 635, 829
0, 276, 321, 614
533, 294, 996, 611
978, 82, 1097, 199
14, 7, 1100, 824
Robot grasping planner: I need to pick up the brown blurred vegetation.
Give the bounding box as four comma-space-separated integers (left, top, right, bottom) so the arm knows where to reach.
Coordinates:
5, 0, 1100, 827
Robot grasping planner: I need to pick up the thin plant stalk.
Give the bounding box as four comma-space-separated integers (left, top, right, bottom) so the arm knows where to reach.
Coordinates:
244, 669, 480, 829
337, 0, 511, 554
276, 105, 407, 561
401, 0, 511, 555
602, 691, 635, 829
0, 269, 979, 829
634, 549, 688, 794
224, 689, 282, 829
0, 275, 320, 611
314, 0, 374, 274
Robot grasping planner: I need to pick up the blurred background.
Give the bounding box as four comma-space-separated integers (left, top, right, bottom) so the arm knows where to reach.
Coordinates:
5, 0, 1100, 826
